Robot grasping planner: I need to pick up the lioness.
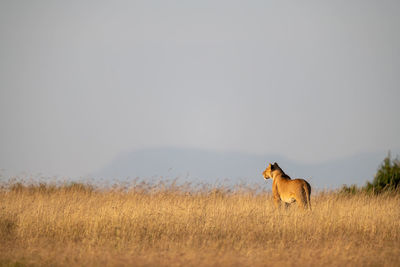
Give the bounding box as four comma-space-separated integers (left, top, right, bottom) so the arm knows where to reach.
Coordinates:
263, 162, 311, 210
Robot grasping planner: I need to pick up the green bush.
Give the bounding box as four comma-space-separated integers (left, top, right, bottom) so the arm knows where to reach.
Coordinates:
339, 152, 400, 195
365, 152, 400, 193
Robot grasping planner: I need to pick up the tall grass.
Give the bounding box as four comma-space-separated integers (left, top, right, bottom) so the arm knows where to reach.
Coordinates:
1, 181, 399, 266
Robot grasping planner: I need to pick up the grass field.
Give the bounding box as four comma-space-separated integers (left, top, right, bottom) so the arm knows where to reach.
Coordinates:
1, 181, 399, 266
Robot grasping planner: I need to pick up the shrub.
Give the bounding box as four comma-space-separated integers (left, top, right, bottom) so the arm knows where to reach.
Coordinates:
365, 152, 400, 193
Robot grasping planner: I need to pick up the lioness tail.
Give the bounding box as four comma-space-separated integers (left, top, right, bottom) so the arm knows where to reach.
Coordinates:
304, 182, 311, 210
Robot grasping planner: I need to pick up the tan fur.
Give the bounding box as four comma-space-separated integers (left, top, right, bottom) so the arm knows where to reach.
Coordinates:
263, 162, 311, 210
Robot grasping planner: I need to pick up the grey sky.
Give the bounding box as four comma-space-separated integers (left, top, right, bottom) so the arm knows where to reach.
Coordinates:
1, 1, 399, 178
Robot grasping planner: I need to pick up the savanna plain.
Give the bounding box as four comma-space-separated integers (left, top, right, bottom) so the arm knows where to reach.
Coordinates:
1, 181, 399, 267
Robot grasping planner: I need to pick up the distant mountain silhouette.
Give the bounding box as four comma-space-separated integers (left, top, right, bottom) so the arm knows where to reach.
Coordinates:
92, 147, 397, 189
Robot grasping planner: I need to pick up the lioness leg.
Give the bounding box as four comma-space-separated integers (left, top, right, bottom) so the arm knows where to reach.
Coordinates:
297, 190, 310, 210
273, 196, 282, 209
297, 199, 308, 210
273, 197, 289, 210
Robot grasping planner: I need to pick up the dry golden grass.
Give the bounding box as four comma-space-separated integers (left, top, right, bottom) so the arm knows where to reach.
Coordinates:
0, 181, 399, 266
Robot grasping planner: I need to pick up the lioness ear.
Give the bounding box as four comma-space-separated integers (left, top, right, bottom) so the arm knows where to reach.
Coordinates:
270, 163, 275, 170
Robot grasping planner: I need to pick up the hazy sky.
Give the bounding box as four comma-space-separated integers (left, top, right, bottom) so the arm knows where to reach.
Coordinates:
1, 1, 399, 178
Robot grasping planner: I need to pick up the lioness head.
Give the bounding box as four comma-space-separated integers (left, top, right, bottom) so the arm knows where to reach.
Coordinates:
263, 163, 274, 180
